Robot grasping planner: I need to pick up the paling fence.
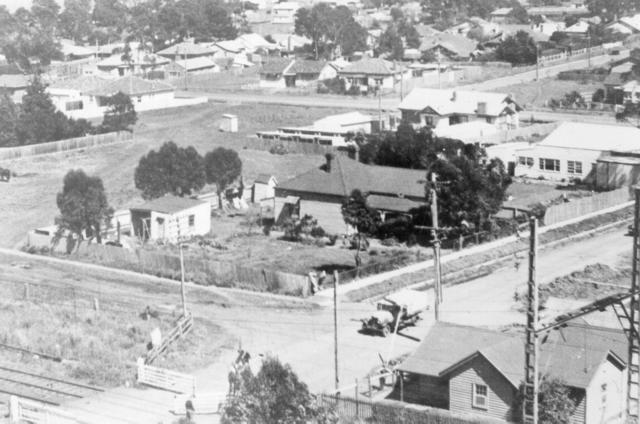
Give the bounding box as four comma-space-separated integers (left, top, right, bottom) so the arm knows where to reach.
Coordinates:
245, 137, 351, 156
543, 188, 631, 226
0, 132, 133, 160
69, 244, 310, 296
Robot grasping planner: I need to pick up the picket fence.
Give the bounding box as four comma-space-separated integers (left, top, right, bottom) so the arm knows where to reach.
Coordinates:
0, 131, 133, 160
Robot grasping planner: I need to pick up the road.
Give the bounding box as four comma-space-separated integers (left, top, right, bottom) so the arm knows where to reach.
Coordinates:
0, 225, 632, 422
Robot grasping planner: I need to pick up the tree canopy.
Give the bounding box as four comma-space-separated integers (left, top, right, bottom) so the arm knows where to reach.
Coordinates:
56, 169, 113, 246
134, 141, 206, 199
221, 356, 335, 424
295, 4, 367, 59
515, 376, 577, 424
203, 147, 242, 207
0, 92, 19, 147
495, 30, 537, 65
100, 92, 138, 133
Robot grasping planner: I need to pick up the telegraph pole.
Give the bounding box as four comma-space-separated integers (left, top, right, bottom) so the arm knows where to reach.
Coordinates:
587, 33, 592, 69
430, 173, 442, 321
333, 270, 340, 392
628, 188, 640, 420
535, 43, 539, 81
177, 219, 187, 317
523, 217, 539, 424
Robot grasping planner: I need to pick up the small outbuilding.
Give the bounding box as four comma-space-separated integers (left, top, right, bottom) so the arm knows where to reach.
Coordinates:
220, 114, 239, 132
252, 174, 278, 203
130, 196, 211, 242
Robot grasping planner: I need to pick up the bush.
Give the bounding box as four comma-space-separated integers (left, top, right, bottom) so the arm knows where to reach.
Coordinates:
269, 144, 288, 155
310, 226, 326, 238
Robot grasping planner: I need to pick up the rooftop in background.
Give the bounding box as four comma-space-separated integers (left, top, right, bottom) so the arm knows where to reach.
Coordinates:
338, 56, 405, 76
419, 33, 478, 57
130, 196, 208, 214
0, 74, 29, 88
48, 75, 107, 92
156, 41, 219, 57
534, 122, 640, 152
399, 88, 520, 117
164, 57, 218, 72
97, 52, 170, 68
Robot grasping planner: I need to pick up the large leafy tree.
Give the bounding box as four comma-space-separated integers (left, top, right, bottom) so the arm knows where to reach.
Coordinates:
0, 92, 19, 147
16, 76, 64, 144
134, 141, 206, 199
221, 356, 335, 424
378, 26, 404, 60
514, 376, 576, 423
59, 0, 94, 43
100, 91, 137, 133
496, 30, 537, 65
203, 147, 242, 208
92, 0, 129, 30
341, 188, 381, 268
56, 169, 114, 246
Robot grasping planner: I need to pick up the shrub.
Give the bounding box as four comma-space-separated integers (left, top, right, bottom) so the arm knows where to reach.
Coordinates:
269, 144, 288, 155
310, 226, 326, 238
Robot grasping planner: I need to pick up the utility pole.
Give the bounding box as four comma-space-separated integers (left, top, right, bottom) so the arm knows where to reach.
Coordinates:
628, 188, 640, 420
333, 270, 340, 392
523, 217, 539, 424
437, 47, 442, 89
430, 173, 442, 321
587, 33, 592, 69
378, 87, 382, 133
535, 43, 539, 81
183, 49, 188, 90
179, 243, 187, 316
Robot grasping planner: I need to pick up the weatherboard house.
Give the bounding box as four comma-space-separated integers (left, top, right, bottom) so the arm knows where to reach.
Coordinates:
274, 155, 426, 234
396, 321, 627, 424
130, 196, 211, 242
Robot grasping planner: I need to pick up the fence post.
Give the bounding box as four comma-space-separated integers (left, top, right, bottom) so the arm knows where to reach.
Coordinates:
136, 357, 145, 382
355, 378, 359, 417
399, 371, 404, 402
367, 376, 372, 398
9, 395, 19, 423
93, 298, 100, 314
23, 283, 29, 301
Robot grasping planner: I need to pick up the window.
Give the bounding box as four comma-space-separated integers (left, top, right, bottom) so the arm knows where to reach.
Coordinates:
472, 383, 488, 410
423, 115, 435, 126
539, 158, 560, 172
518, 156, 534, 167
188, 215, 195, 227
65, 100, 83, 111
567, 160, 583, 175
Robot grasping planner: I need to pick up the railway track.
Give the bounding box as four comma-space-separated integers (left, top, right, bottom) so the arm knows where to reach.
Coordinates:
0, 364, 103, 405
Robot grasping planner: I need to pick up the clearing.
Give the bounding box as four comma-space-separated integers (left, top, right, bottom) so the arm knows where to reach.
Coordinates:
0, 101, 351, 248
491, 77, 602, 108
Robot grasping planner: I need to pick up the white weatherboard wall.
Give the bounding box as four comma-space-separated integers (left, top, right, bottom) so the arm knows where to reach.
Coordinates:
584, 359, 626, 424
514, 145, 602, 182
149, 203, 211, 241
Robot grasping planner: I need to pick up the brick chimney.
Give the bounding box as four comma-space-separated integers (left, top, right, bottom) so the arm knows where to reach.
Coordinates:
325, 153, 334, 172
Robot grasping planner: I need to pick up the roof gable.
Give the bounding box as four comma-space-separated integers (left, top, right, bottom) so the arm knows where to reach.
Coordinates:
339, 57, 402, 76
399, 88, 519, 117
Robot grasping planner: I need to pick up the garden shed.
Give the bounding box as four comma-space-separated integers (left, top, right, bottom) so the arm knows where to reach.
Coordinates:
130, 196, 211, 242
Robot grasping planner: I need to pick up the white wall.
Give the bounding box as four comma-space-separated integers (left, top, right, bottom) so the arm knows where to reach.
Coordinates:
259, 76, 286, 89
585, 358, 626, 424
149, 203, 211, 241
514, 145, 603, 182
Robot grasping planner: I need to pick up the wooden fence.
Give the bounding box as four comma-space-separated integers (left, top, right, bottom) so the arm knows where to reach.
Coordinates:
9, 396, 80, 424
245, 137, 352, 157
543, 188, 631, 226
70, 244, 310, 296
136, 358, 196, 395
0, 131, 133, 160
145, 313, 194, 364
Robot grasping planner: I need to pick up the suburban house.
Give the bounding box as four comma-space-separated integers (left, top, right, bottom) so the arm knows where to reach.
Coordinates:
130, 196, 211, 242
603, 62, 635, 103
608, 14, 640, 35
398, 88, 521, 134
396, 321, 627, 423
274, 155, 426, 234
259, 58, 335, 88
338, 57, 409, 93
259, 58, 294, 88
47, 75, 186, 119
419, 33, 478, 60
163, 57, 220, 77
271, 2, 300, 24
0, 74, 29, 103
514, 122, 640, 182
96, 52, 170, 77
489, 7, 513, 23
156, 41, 219, 59
256, 111, 379, 147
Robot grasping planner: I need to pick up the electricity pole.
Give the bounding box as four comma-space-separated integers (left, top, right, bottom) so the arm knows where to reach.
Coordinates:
430, 173, 442, 321
179, 243, 187, 316
333, 270, 340, 392
535, 43, 539, 81
523, 217, 539, 424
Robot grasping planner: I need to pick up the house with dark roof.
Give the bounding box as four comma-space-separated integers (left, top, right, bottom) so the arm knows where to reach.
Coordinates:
163, 57, 220, 77
396, 321, 627, 423
47, 75, 180, 119
156, 41, 220, 59
337, 56, 410, 93
96, 52, 170, 77
259, 58, 335, 88
419, 33, 478, 60
274, 155, 426, 234
130, 196, 211, 242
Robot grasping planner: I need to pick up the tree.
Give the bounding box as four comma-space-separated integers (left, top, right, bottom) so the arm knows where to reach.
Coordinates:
203, 147, 242, 208
495, 30, 537, 65
92, 0, 128, 30
295, 4, 332, 59
0, 92, 18, 147
221, 355, 335, 424
364, 123, 433, 169
510, 0, 529, 24
378, 26, 404, 60
56, 169, 113, 247
59, 0, 94, 42
341, 188, 381, 268
100, 91, 137, 132
16, 76, 63, 145
134, 141, 206, 199
514, 376, 576, 424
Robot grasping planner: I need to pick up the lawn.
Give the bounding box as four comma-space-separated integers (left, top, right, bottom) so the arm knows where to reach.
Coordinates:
491, 77, 603, 108
0, 101, 348, 248
503, 180, 593, 210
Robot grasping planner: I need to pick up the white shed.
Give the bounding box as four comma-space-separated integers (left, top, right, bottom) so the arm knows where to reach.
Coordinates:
130, 196, 211, 242
252, 174, 278, 203
220, 114, 239, 132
